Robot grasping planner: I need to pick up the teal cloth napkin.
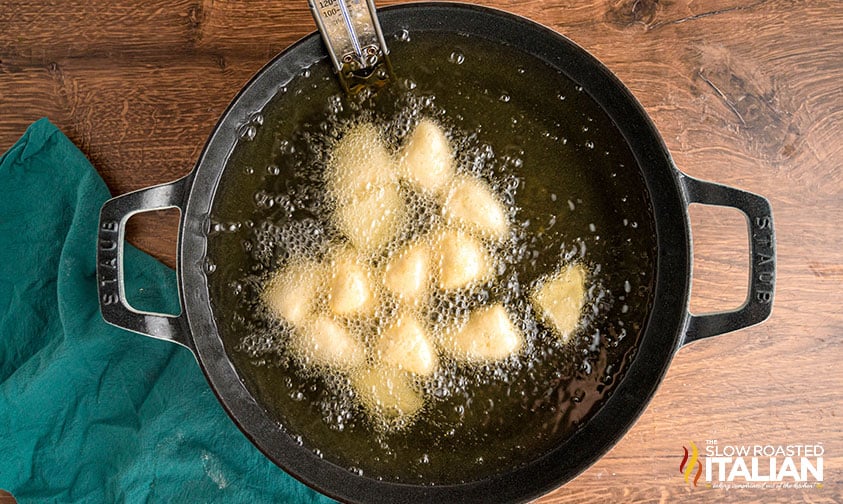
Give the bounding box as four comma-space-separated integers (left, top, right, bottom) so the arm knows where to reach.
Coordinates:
0, 119, 333, 503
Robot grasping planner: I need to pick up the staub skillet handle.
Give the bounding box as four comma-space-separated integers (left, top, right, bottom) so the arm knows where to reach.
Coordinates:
97, 176, 194, 351
680, 175, 776, 346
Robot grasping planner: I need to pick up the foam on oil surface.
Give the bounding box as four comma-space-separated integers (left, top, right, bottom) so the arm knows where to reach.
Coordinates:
206, 30, 656, 484
231, 104, 611, 459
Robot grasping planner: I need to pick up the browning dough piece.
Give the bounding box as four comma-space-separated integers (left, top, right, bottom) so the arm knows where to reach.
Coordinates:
531, 263, 587, 343
262, 259, 325, 327
398, 118, 456, 194
333, 183, 407, 253
433, 228, 495, 290
291, 315, 366, 370
382, 239, 431, 303
352, 366, 424, 423
326, 247, 377, 316
375, 314, 439, 376
441, 304, 524, 362
327, 122, 395, 200
442, 175, 509, 240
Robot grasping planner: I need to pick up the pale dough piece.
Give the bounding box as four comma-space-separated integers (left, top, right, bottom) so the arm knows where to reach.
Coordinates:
382, 240, 431, 302
327, 122, 395, 200
441, 304, 524, 362
375, 314, 439, 376
531, 263, 587, 342
433, 228, 495, 290
442, 175, 509, 240
326, 248, 377, 316
398, 118, 455, 193
333, 183, 407, 253
263, 259, 325, 326
352, 366, 424, 422
292, 315, 365, 370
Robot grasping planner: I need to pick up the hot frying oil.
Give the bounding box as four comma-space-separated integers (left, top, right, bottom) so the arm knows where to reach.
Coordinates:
207, 30, 656, 483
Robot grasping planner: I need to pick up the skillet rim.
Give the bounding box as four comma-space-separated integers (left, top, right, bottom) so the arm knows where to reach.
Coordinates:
179, 3, 691, 502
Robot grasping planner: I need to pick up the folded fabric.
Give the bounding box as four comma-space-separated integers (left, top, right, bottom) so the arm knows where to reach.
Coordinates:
0, 119, 333, 503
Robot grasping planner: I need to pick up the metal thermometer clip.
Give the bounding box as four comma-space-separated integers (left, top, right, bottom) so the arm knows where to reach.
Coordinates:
308, 0, 392, 93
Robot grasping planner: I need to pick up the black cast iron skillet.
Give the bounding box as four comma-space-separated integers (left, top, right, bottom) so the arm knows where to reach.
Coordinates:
96, 3, 776, 503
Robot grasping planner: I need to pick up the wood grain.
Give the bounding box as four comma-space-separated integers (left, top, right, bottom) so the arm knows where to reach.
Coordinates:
1, 0, 841, 502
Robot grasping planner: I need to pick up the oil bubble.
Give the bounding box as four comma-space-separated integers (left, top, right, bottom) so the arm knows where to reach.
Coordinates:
249, 112, 264, 126
203, 257, 217, 274
238, 124, 257, 141
208, 220, 225, 235
254, 191, 275, 209
448, 51, 465, 65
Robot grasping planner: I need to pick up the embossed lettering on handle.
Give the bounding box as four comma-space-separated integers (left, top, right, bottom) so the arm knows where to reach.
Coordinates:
96, 177, 194, 351
99, 220, 121, 306
681, 175, 776, 346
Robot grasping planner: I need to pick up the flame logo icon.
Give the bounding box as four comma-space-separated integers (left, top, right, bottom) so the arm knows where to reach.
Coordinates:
680, 441, 703, 487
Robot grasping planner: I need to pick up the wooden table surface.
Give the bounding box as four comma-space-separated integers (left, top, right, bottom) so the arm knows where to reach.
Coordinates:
1, 0, 841, 502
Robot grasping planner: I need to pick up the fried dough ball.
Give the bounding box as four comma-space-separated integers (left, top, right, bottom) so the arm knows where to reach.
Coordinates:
440, 304, 524, 362
333, 183, 407, 253
433, 228, 495, 290
291, 316, 366, 371
442, 175, 509, 240
382, 239, 431, 303
375, 314, 439, 376
398, 118, 455, 194
531, 263, 587, 343
262, 259, 325, 327
327, 122, 395, 200
326, 247, 377, 316
352, 366, 424, 422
